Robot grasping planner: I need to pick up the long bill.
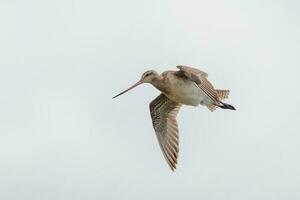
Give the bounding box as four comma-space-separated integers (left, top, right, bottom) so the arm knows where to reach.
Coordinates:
112, 81, 142, 99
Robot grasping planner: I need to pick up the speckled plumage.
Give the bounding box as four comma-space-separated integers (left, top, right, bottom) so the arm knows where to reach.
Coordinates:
113, 65, 235, 171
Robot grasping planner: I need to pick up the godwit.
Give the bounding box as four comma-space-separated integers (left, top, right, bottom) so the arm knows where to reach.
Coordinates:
113, 65, 235, 171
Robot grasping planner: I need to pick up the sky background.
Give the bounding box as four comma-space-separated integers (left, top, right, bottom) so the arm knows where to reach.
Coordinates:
1, 0, 300, 199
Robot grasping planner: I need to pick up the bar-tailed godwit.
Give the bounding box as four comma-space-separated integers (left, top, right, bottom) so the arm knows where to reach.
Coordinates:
113, 65, 235, 171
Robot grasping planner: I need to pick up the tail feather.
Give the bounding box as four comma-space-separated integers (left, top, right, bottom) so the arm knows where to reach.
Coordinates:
207, 104, 218, 112
216, 89, 229, 99
219, 102, 236, 110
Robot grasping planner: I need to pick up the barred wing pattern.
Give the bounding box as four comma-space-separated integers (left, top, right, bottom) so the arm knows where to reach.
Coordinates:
150, 94, 182, 171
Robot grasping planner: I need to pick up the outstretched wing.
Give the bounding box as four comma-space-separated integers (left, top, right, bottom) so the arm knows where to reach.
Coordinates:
150, 94, 181, 171
176, 65, 219, 103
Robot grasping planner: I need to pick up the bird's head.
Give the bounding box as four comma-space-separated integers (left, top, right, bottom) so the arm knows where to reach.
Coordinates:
140, 70, 159, 83
112, 69, 159, 99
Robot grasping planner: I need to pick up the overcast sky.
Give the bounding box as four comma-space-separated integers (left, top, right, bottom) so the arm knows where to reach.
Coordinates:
1, 0, 300, 199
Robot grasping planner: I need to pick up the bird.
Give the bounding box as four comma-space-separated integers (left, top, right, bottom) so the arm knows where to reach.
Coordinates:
113, 65, 235, 171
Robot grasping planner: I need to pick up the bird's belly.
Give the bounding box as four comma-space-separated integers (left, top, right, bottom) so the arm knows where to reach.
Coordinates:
165, 81, 211, 106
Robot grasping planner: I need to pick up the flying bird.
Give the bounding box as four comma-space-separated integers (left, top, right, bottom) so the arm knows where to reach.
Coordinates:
113, 65, 235, 171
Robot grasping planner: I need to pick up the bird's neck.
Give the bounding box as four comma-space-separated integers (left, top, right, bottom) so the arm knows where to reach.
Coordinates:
150, 76, 168, 93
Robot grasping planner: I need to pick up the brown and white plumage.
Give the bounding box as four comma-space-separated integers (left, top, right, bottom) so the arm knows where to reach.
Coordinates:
176, 65, 213, 100
150, 94, 181, 171
113, 65, 235, 171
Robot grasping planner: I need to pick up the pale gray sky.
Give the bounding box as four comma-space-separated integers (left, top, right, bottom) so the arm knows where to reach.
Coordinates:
0, 0, 300, 199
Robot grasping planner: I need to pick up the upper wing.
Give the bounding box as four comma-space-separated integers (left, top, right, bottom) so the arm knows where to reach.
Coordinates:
176, 65, 208, 78
150, 94, 181, 171
176, 65, 219, 103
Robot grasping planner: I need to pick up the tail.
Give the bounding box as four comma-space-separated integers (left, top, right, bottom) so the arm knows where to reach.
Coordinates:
219, 102, 236, 110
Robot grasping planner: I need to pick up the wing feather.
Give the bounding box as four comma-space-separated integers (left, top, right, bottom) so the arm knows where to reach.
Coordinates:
150, 94, 181, 171
176, 65, 208, 78
176, 65, 219, 103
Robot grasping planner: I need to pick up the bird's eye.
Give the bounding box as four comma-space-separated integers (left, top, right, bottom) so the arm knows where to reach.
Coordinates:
145, 73, 151, 77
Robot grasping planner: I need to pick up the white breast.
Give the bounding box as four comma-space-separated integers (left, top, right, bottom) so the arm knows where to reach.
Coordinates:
164, 79, 211, 106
